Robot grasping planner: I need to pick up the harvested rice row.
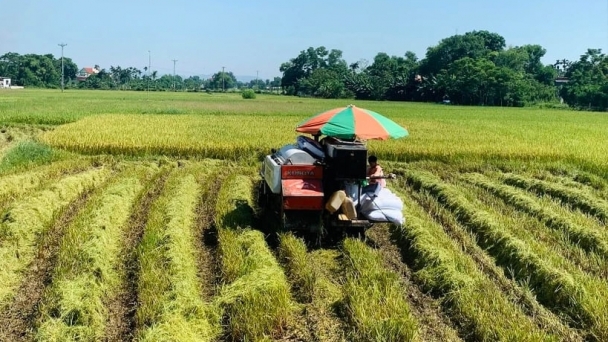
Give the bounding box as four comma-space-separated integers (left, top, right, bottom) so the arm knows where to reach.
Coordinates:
463, 173, 608, 258
341, 238, 419, 342
570, 171, 608, 192
277, 233, 347, 342
0, 158, 103, 209
34, 163, 159, 341
214, 173, 295, 341
456, 176, 607, 280
277, 233, 315, 304
501, 173, 608, 224
405, 170, 608, 340
0, 167, 112, 309
391, 186, 564, 341
135, 164, 221, 342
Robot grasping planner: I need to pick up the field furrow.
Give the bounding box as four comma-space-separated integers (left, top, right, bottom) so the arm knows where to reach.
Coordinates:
340, 237, 419, 341
0, 181, 96, 342
214, 173, 295, 341
34, 164, 158, 341
104, 165, 171, 342
501, 173, 608, 225
277, 233, 347, 342
364, 225, 463, 342
389, 183, 570, 341
463, 172, 608, 260
404, 169, 608, 340
192, 159, 228, 303
0, 167, 112, 309
135, 164, 220, 341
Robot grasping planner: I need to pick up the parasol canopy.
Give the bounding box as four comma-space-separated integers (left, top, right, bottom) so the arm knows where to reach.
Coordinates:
295, 104, 408, 140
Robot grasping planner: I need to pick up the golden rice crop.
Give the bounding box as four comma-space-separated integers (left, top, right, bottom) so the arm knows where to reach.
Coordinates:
36, 94, 608, 172
405, 169, 608, 339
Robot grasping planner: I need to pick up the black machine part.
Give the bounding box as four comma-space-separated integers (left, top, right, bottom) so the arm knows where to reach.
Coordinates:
323, 138, 368, 180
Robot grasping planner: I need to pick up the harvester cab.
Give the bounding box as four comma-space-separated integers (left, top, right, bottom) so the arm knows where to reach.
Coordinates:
257, 134, 403, 240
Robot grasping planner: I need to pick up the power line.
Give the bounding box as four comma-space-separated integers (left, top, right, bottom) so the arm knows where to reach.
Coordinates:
58, 43, 67, 92
172, 59, 178, 91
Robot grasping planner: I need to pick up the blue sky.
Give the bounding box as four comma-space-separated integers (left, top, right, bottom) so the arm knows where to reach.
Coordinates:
1, 0, 606, 80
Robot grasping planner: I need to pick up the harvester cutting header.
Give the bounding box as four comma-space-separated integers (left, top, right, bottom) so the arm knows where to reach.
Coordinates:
258, 104, 409, 240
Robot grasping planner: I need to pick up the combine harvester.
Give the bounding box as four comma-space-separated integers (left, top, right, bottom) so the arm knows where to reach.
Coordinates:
257, 105, 409, 242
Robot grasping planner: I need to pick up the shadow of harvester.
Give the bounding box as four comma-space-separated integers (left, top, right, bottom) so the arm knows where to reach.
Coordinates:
219, 199, 255, 230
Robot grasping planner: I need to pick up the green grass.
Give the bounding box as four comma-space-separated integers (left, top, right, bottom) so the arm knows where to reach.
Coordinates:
0, 140, 69, 174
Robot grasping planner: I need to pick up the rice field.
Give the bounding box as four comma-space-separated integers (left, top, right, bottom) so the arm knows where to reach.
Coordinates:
1, 89, 608, 341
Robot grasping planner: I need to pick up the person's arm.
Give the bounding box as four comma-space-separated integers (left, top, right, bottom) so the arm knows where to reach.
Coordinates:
369, 166, 383, 178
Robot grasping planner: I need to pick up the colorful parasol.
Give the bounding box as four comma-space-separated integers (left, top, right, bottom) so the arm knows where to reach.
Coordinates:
295, 104, 408, 140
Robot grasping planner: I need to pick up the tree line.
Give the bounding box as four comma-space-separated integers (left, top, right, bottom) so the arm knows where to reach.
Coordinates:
279, 31, 608, 110
0, 52, 281, 92
1, 30, 607, 110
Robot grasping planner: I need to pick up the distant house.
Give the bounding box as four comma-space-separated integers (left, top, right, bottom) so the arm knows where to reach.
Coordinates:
0, 77, 11, 88
554, 77, 569, 87
76, 67, 100, 81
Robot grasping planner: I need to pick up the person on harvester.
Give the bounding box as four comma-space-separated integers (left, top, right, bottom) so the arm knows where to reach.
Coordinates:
366, 155, 386, 188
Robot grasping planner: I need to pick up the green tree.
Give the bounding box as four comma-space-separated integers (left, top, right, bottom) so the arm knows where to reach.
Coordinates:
208, 70, 236, 90
561, 49, 608, 110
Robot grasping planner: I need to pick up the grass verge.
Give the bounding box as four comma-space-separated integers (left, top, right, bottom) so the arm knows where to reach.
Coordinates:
0, 140, 69, 175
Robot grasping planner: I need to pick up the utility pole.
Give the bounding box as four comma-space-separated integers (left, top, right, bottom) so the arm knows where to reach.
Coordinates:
58, 43, 67, 92
256, 70, 259, 89
148, 50, 151, 93
222, 66, 225, 92
172, 59, 178, 91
